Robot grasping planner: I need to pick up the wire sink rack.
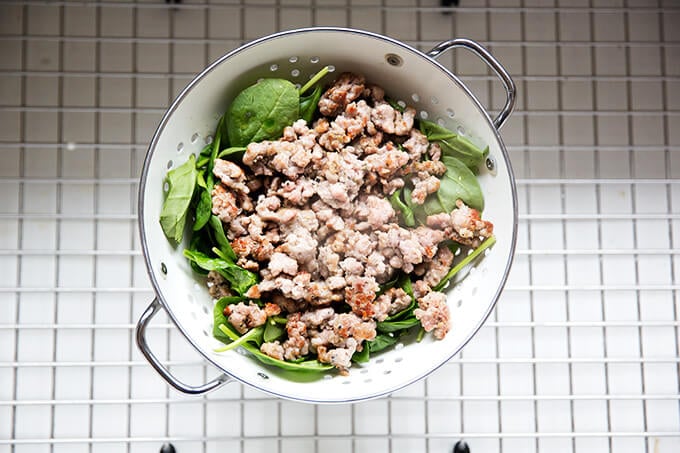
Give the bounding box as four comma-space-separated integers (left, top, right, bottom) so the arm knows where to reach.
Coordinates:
0, 0, 678, 452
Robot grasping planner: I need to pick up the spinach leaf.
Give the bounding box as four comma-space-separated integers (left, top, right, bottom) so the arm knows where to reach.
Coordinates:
384, 274, 416, 322
377, 272, 400, 296
183, 249, 258, 296
353, 332, 400, 363
376, 316, 420, 333
419, 119, 456, 141
159, 154, 197, 244
192, 173, 212, 232
389, 188, 416, 227
244, 344, 333, 372
438, 155, 484, 212
217, 146, 247, 159
187, 229, 212, 275
209, 215, 237, 261
367, 333, 398, 353
216, 295, 248, 305
213, 297, 234, 344
226, 79, 300, 147
214, 324, 264, 352
413, 155, 484, 223
420, 119, 488, 172
439, 136, 488, 174
299, 85, 323, 124
433, 235, 496, 292
352, 345, 370, 363
263, 318, 286, 343
386, 97, 405, 113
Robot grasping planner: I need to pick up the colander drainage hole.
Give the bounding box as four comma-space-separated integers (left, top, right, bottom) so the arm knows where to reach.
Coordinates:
456, 125, 466, 136
291, 69, 300, 77
166, 160, 173, 169
385, 53, 403, 67
360, 369, 368, 374
191, 133, 200, 143
411, 93, 420, 103
394, 357, 403, 363
420, 110, 429, 119
257, 372, 269, 380
310, 56, 320, 63
485, 156, 497, 175
176, 142, 184, 153
160, 262, 167, 275
270, 64, 278, 72
327, 65, 336, 73
446, 108, 455, 118
289, 56, 298, 63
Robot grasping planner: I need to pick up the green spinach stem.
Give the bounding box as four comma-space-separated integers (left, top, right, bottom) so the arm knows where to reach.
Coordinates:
433, 235, 496, 292
299, 66, 330, 95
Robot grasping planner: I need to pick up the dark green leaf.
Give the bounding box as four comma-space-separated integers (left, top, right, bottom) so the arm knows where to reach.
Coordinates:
209, 215, 237, 261
213, 297, 235, 344
226, 79, 300, 147
352, 345, 370, 363
389, 188, 416, 227
299, 85, 323, 124
367, 333, 399, 353
438, 135, 488, 173
420, 119, 488, 172
414, 156, 484, 223
183, 249, 258, 296
377, 273, 400, 296
438, 155, 484, 212
419, 119, 456, 141
242, 342, 333, 372
192, 188, 212, 231
159, 154, 197, 244
386, 97, 405, 113
384, 274, 416, 321
376, 316, 420, 333
263, 319, 286, 343
217, 147, 247, 159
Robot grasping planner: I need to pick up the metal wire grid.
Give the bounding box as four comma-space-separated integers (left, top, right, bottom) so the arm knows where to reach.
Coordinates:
0, 0, 679, 452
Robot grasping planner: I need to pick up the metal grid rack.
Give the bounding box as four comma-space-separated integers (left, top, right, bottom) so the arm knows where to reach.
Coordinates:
0, 0, 678, 452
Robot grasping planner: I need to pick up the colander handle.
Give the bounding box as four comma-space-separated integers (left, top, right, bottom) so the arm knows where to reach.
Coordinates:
427, 38, 516, 130
136, 298, 232, 395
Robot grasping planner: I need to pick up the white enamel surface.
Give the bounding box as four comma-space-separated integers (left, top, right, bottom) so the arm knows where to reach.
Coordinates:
140, 29, 516, 403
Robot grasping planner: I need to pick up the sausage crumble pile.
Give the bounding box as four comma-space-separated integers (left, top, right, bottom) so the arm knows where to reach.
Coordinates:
208, 73, 493, 374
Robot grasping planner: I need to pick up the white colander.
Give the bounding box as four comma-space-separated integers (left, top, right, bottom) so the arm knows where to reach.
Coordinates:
135, 27, 518, 403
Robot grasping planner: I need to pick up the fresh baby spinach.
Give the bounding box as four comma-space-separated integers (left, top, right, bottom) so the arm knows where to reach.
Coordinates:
433, 235, 496, 292
376, 316, 420, 333
389, 188, 416, 227
226, 79, 300, 147
263, 318, 286, 343
413, 155, 485, 223
160, 154, 198, 244
419, 119, 488, 173
214, 324, 264, 352
183, 249, 258, 296
299, 85, 323, 124
245, 345, 334, 372
209, 216, 237, 261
